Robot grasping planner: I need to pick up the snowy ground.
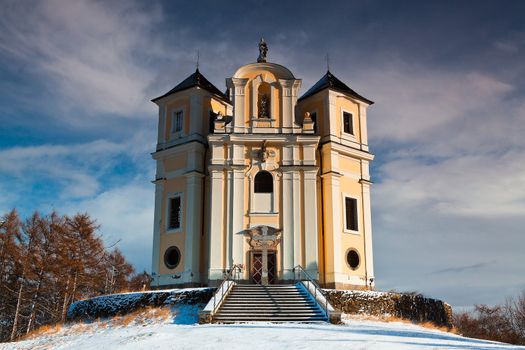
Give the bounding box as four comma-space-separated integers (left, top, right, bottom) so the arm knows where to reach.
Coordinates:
2, 315, 524, 350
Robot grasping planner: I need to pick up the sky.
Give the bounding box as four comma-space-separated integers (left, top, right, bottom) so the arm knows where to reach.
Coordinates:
1, 0, 524, 310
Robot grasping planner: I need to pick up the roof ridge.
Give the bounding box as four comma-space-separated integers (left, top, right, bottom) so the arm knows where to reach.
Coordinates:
152, 69, 229, 103
298, 71, 373, 104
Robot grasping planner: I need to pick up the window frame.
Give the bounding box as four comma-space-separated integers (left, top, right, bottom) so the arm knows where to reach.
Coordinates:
342, 194, 359, 234
345, 248, 361, 270
166, 192, 183, 233
163, 246, 182, 269
171, 108, 184, 135
341, 109, 355, 136
254, 171, 274, 193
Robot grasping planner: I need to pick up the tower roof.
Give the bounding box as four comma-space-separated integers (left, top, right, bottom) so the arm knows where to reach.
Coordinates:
152, 69, 229, 103
298, 71, 373, 105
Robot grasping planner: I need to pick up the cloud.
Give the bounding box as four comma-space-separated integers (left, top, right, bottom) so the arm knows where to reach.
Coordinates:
376, 150, 525, 217
361, 64, 514, 144
429, 262, 493, 275
0, 138, 155, 272
0, 0, 162, 121
0, 140, 127, 199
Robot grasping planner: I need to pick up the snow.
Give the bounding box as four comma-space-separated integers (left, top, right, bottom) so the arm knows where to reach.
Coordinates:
3, 314, 524, 350
327, 289, 390, 298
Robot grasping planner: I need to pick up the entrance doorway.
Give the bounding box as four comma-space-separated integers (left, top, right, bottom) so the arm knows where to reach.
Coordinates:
251, 251, 276, 284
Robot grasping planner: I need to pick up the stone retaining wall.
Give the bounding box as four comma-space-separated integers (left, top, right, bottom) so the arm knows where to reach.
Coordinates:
67, 287, 452, 328
325, 289, 453, 328
67, 288, 215, 322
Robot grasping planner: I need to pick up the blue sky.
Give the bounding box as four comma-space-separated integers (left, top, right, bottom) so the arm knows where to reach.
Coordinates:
1, 0, 525, 309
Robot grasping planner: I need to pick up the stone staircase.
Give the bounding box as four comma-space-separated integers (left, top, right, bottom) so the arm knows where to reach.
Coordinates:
213, 284, 328, 323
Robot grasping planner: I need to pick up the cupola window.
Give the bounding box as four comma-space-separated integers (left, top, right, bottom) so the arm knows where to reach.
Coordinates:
257, 82, 271, 119
342, 111, 353, 135
172, 110, 184, 133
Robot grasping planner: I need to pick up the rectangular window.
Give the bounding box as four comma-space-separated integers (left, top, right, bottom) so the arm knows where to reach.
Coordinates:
168, 196, 182, 230
343, 111, 353, 135
172, 110, 183, 133
345, 197, 358, 231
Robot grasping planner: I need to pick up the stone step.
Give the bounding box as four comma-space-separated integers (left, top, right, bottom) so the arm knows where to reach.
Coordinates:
233, 287, 297, 290
213, 316, 327, 322
224, 300, 315, 305
234, 286, 297, 288
219, 310, 321, 314
220, 305, 319, 309
229, 292, 302, 295
228, 294, 308, 299
212, 284, 327, 324
227, 296, 306, 299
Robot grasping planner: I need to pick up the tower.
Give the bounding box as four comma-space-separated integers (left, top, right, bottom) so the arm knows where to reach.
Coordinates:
151, 41, 375, 289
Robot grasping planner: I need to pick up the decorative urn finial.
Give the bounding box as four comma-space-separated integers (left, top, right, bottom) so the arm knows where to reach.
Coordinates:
258, 37, 268, 63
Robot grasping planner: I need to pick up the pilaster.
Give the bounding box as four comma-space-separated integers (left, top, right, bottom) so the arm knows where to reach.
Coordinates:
321, 170, 343, 284
282, 171, 294, 280
208, 169, 225, 281
279, 79, 295, 132
325, 91, 338, 135
158, 105, 167, 144
189, 94, 203, 135
303, 169, 319, 278
358, 103, 369, 152
231, 168, 245, 267
292, 171, 301, 268
228, 78, 249, 133
151, 181, 164, 287
361, 179, 374, 287
183, 172, 204, 284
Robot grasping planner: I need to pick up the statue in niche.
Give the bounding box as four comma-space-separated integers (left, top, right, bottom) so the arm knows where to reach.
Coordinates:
257, 38, 268, 63
258, 94, 270, 118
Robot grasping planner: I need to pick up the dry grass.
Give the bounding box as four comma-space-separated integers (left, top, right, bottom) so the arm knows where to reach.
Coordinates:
345, 314, 458, 334
20, 307, 172, 342
110, 306, 171, 327
21, 323, 62, 340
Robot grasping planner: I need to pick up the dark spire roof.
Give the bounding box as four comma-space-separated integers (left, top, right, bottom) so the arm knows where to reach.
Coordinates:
152, 69, 229, 103
298, 70, 373, 104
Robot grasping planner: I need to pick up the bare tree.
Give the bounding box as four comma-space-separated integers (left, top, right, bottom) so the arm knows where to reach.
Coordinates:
0, 209, 146, 343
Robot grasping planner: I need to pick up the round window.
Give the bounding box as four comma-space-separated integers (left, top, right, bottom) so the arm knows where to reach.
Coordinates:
164, 246, 181, 269
346, 249, 360, 270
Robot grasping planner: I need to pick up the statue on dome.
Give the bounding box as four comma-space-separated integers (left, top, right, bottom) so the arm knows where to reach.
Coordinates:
257, 37, 268, 63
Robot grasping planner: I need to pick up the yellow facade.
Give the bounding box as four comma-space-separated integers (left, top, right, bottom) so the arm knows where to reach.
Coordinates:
151, 48, 375, 289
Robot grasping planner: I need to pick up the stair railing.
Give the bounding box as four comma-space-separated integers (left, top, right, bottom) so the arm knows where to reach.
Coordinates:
293, 265, 328, 317
212, 264, 243, 314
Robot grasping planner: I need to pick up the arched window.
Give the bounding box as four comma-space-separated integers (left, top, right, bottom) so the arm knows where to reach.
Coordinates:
254, 171, 273, 193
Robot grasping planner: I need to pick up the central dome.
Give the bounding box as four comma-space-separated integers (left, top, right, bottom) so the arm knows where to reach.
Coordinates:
232, 62, 295, 80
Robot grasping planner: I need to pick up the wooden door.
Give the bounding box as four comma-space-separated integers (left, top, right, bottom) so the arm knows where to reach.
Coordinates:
251, 252, 276, 284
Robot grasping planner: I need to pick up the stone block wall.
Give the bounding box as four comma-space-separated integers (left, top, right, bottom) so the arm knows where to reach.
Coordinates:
324, 289, 453, 328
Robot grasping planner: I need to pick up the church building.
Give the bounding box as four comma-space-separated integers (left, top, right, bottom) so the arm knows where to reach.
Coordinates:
150, 40, 375, 289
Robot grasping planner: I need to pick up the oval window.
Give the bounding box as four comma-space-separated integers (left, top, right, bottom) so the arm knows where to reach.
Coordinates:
164, 246, 181, 269
346, 249, 360, 270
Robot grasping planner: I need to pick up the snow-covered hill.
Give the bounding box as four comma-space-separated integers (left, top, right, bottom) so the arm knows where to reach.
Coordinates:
2, 313, 524, 350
